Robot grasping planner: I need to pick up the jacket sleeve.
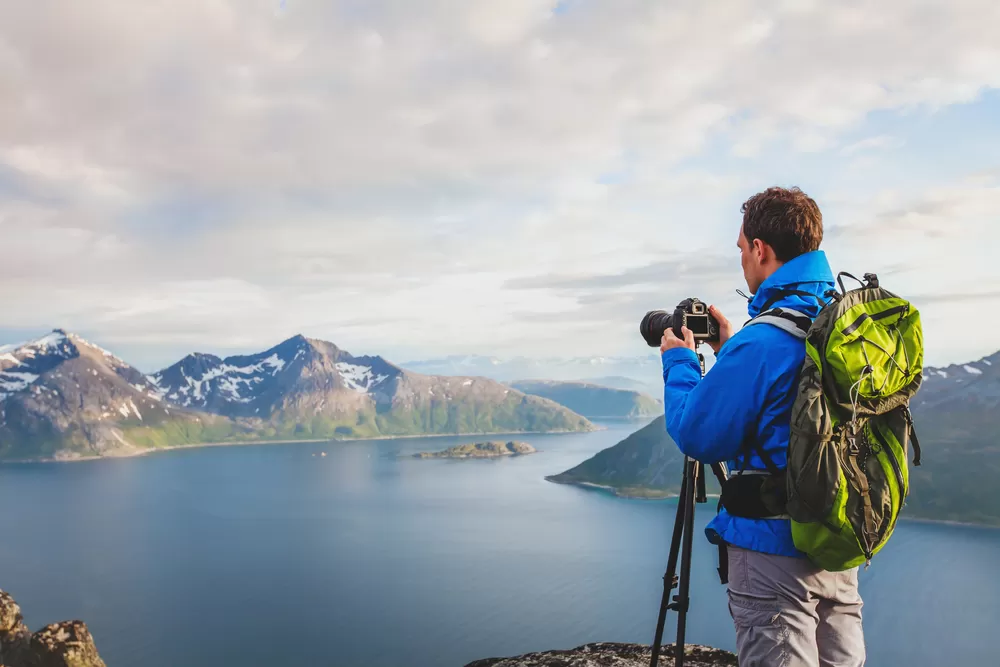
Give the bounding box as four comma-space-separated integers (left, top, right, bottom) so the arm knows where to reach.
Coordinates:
660, 336, 766, 464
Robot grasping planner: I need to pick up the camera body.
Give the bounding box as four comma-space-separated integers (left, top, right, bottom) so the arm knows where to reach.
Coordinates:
640, 297, 720, 347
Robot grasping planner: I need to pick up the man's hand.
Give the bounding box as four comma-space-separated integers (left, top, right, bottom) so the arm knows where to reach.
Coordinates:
707, 305, 734, 355
660, 326, 695, 354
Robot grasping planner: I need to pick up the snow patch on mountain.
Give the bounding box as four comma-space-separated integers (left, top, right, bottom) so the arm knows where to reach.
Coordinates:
161, 352, 292, 407
2, 331, 74, 362
0, 371, 40, 399
0, 331, 80, 399
964, 365, 983, 375
23, 332, 69, 353
336, 363, 389, 393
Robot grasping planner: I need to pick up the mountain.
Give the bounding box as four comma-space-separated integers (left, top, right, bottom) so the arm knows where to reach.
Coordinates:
149, 335, 396, 419
582, 375, 660, 393
548, 350, 1000, 526
0, 332, 593, 461
0, 331, 240, 461
509, 380, 661, 419
150, 335, 594, 441
912, 351, 999, 411
904, 351, 1000, 525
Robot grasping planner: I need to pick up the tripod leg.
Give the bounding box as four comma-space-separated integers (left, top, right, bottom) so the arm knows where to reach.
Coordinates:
674, 460, 701, 667
649, 466, 689, 667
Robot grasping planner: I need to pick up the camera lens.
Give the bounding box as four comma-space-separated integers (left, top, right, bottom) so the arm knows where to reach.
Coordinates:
639, 310, 673, 347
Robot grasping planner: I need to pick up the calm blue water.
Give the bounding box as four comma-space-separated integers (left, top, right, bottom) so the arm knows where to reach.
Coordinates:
0, 421, 996, 667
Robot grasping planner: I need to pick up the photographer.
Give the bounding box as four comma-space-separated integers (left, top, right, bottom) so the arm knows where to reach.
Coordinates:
659, 187, 865, 667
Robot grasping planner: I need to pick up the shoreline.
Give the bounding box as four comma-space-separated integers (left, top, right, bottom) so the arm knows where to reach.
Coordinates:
545, 477, 682, 500
0, 426, 603, 465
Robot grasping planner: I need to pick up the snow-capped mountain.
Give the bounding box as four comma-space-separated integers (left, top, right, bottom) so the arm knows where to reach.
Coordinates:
0, 331, 594, 461
0, 329, 163, 406
0, 330, 157, 401
0, 330, 226, 461
149, 335, 593, 438
914, 351, 1000, 411
150, 335, 402, 418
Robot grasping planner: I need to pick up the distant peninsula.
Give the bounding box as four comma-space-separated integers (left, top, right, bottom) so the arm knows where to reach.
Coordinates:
414, 441, 537, 459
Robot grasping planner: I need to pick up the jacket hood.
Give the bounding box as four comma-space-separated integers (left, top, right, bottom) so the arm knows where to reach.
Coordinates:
747, 250, 836, 319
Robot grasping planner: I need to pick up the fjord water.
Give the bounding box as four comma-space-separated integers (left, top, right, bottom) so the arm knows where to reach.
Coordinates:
0, 422, 996, 667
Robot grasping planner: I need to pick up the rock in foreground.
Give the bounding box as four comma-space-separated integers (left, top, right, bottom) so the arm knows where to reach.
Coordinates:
0, 590, 106, 667
414, 441, 537, 459
464, 642, 736, 667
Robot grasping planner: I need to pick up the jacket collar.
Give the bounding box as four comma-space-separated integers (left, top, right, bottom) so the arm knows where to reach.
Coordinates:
747, 250, 835, 318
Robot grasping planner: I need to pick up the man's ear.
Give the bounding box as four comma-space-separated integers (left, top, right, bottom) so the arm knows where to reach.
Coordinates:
751, 237, 769, 263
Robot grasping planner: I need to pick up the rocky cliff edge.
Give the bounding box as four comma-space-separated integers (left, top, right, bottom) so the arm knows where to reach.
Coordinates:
464, 642, 736, 667
0, 591, 105, 667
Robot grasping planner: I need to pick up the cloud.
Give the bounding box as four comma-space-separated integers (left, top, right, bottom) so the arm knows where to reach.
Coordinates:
839, 135, 905, 156
1, 0, 1000, 366
505, 255, 735, 291
909, 290, 1000, 305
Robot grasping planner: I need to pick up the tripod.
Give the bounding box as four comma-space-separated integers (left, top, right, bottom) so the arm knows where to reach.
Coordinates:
649, 350, 729, 667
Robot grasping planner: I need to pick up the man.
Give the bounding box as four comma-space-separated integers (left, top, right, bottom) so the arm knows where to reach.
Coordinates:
659, 187, 865, 667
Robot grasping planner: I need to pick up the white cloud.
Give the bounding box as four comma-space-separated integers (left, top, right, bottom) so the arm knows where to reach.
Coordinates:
1, 0, 999, 367
839, 135, 905, 156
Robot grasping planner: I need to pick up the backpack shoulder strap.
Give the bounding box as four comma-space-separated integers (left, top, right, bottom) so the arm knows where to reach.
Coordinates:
744, 307, 812, 340
732, 307, 813, 475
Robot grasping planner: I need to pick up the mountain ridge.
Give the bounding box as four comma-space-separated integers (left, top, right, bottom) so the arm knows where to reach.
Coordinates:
0, 330, 240, 461
0, 331, 594, 461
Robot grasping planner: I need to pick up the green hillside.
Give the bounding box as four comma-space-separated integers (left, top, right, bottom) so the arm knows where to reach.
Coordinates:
546, 416, 721, 498
510, 380, 661, 419
548, 410, 1000, 526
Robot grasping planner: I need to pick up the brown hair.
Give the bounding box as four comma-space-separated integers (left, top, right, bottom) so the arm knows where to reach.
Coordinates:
741, 186, 823, 262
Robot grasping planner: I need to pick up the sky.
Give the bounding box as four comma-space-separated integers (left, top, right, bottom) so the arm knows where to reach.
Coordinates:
2, 0, 999, 372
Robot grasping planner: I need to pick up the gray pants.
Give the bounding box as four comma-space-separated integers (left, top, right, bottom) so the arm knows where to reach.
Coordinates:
726, 545, 866, 667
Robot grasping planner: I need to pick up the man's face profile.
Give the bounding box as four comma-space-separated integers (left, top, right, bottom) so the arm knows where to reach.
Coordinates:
738, 229, 763, 293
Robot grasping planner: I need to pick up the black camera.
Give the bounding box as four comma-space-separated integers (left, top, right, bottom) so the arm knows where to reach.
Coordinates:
639, 297, 720, 347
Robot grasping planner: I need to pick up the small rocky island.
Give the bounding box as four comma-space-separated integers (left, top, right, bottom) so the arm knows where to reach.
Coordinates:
414, 441, 537, 459
465, 642, 736, 666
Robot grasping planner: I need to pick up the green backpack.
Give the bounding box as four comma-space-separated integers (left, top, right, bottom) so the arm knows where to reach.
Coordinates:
747, 272, 924, 571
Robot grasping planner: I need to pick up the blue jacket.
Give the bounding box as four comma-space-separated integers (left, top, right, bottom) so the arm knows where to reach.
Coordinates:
659, 250, 835, 558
